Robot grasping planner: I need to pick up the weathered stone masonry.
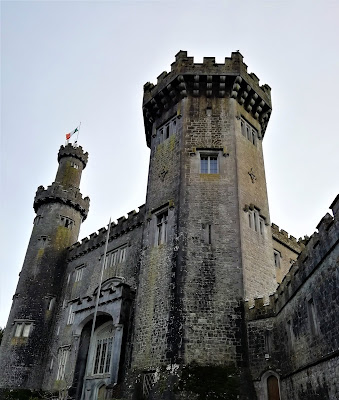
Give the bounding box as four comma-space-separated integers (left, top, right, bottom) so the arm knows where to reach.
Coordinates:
0, 51, 338, 400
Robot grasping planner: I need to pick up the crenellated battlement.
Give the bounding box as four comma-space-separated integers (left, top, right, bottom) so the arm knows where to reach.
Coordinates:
34, 182, 90, 220
271, 223, 304, 254
142, 51, 272, 147
247, 195, 339, 320
67, 204, 146, 260
58, 143, 88, 168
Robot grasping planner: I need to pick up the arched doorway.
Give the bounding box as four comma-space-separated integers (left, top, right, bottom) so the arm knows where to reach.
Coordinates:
267, 375, 280, 400
97, 384, 108, 400
70, 315, 113, 400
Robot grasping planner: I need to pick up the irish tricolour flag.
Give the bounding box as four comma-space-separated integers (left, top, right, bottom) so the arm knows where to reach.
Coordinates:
66, 126, 79, 140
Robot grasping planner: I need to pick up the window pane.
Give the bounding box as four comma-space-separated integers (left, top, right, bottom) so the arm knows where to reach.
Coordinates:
22, 324, 31, 337
210, 157, 218, 173
99, 341, 107, 373
105, 338, 113, 373
15, 323, 23, 337
201, 157, 208, 173
94, 341, 102, 374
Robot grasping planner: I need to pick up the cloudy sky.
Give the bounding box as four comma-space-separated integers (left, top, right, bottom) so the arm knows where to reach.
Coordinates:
1, 0, 338, 327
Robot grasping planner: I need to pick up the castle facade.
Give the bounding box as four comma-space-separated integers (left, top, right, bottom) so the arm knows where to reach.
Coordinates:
0, 51, 338, 400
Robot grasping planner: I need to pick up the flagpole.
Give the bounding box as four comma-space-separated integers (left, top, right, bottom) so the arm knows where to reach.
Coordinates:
75, 122, 81, 145
88, 218, 112, 360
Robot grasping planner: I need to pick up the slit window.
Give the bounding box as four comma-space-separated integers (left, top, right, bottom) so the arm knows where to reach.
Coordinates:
156, 210, 168, 246
307, 298, 318, 336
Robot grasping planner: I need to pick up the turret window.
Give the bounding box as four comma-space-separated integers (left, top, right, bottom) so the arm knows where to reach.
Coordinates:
60, 215, 74, 229
71, 161, 79, 169
246, 206, 266, 236
241, 117, 258, 146
156, 116, 177, 144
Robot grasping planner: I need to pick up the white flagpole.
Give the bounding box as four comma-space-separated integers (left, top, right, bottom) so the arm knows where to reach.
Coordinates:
88, 218, 111, 357
75, 122, 81, 145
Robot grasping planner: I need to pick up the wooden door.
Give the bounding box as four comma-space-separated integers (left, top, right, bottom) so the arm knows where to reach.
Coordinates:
267, 375, 280, 400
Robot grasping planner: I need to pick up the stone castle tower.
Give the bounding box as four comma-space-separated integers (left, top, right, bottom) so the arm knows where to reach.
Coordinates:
0, 144, 89, 389
133, 50, 275, 378
0, 51, 337, 400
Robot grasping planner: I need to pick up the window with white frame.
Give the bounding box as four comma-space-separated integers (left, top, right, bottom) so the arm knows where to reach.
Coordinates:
75, 266, 84, 282
91, 323, 114, 376
56, 346, 70, 380
93, 336, 113, 375
104, 246, 127, 269
156, 210, 168, 246
200, 154, 218, 174
157, 116, 177, 144
67, 304, 75, 325
241, 117, 258, 146
14, 321, 33, 338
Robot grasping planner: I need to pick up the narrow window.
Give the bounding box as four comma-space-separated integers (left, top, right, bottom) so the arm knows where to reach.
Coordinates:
156, 210, 168, 246
165, 124, 170, 139
22, 323, 31, 338
208, 225, 212, 245
119, 246, 127, 262
48, 297, 55, 311
57, 347, 69, 380
241, 119, 246, 136
259, 217, 265, 236
248, 212, 252, 228
71, 161, 79, 169
67, 305, 74, 325
172, 119, 177, 133
307, 298, 318, 336
274, 251, 281, 268
287, 320, 294, 347
75, 267, 84, 282
253, 210, 259, 232
14, 323, 23, 337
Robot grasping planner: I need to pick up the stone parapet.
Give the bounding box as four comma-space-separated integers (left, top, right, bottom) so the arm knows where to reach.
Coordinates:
67, 204, 146, 260
247, 195, 339, 320
271, 223, 304, 254
143, 51, 272, 146
33, 182, 90, 220
58, 143, 88, 168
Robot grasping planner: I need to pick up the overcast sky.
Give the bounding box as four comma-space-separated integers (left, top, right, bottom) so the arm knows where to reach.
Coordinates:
1, 0, 338, 328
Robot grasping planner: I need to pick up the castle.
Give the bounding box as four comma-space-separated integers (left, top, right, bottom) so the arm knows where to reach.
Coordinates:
0, 51, 338, 400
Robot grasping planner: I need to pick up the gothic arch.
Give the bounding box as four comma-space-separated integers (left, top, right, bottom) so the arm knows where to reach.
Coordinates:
259, 370, 281, 400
